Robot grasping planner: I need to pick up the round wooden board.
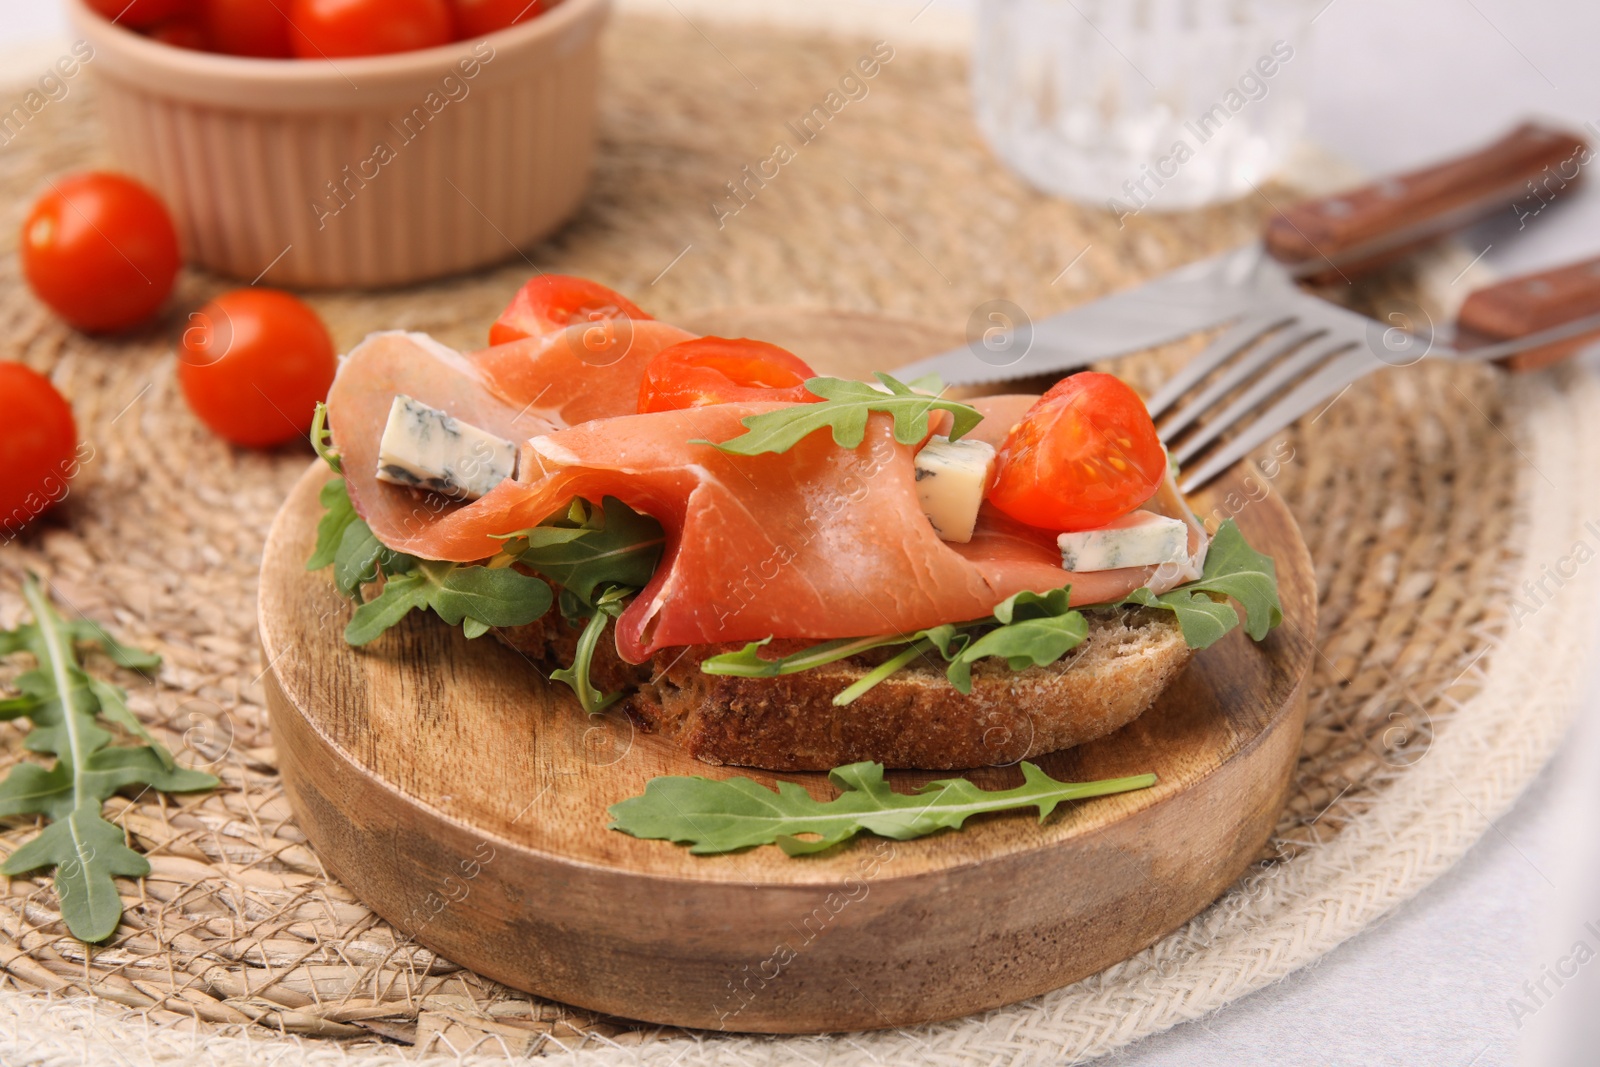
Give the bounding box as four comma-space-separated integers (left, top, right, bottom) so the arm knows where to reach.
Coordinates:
260, 310, 1317, 1034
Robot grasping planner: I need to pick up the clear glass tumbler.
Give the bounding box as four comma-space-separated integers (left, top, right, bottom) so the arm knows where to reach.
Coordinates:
973, 0, 1314, 212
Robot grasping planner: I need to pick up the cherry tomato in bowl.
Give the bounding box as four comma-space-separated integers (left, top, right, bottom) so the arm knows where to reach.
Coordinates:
452, 0, 545, 37
145, 18, 209, 49
489, 275, 652, 346
288, 0, 453, 58
22, 172, 181, 334
638, 337, 820, 413
0, 364, 78, 533
986, 372, 1166, 532
178, 289, 336, 448
201, 0, 293, 57
85, 0, 197, 29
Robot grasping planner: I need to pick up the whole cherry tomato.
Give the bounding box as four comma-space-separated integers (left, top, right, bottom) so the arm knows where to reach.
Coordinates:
0, 364, 78, 534
637, 337, 820, 414
987, 372, 1167, 532
21, 172, 182, 334
451, 0, 545, 37
85, 0, 196, 29
201, 0, 292, 57
178, 289, 336, 448
489, 275, 651, 347
145, 18, 209, 49
288, 0, 453, 58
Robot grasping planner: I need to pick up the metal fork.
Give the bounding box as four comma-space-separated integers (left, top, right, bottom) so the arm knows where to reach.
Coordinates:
1151, 256, 1600, 494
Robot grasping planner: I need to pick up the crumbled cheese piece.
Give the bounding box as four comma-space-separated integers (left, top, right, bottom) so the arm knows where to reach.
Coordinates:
914, 436, 996, 544
375, 394, 518, 501
1058, 511, 1190, 572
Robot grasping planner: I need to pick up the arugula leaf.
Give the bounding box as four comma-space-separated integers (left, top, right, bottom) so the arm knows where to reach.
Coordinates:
307, 476, 359, 572
309, 400, 342, 474
942, 590, 1088, 693
609, 760, 1157, 855
0, 577, 217, 942
343, 560, 554, 647
500, 496, 665, 612
1112, 520, 1282, 649
695, 373, 984, 456
550, 585, 632, 714
701, 634, 920, 678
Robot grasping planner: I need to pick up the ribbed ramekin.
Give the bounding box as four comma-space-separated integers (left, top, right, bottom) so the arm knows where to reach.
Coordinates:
64, 0, 610, 289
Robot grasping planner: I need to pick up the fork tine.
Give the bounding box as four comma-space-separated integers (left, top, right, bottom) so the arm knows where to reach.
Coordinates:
1158, 323, 1325, 442
1177, 349, 1375, 493
1169, 336, 1357, 465
1144, 314, 1293, 418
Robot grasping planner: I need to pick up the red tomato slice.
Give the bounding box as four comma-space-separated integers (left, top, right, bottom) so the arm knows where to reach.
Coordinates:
0, 363, 78, 534
637, 337, 819, 413
489, 275, 652, 347
202, 0, 293, 57
21, 172, 181, 334
288, 0, 452, 58
451, 0, 544, 37
178, 289, 337, 448
986, 372, 1167, 532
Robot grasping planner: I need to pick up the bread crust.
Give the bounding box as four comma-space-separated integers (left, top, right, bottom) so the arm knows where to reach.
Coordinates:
496, 606, 1194, 772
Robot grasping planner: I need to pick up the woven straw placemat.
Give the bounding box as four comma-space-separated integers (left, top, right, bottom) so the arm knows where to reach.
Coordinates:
5, 13, 1600, 1066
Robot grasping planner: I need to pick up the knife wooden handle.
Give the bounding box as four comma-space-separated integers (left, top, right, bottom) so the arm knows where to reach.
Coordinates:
1456, 255, 1600, 371
1265, 122, 1590, 283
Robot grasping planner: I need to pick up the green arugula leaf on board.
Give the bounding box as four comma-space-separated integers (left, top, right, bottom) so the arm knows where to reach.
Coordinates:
1112, 519, 1283, 649
695, 373, 984, 457
0, 577, 218, 942
609, 760, 1157, 855
499, 496, 665, 613
307, 476, 360, 572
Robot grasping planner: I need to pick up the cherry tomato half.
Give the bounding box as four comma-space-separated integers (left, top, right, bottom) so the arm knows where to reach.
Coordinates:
489, 275, 652, 347
86, 0, 197, 29
202, 0, 292, 57
0, 364, 78, 533
986, 372, 1166, 532
178, 289, 336, 449
21, 172, 182, 334
451, 0, 544, 37
288, 0, 453, 58
637, 337, 819, 414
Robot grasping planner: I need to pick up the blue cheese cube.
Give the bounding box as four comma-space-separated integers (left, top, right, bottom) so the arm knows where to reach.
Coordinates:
375, 395, 518, 501
1058, 511, 1190, 572
914, 436, 996, 544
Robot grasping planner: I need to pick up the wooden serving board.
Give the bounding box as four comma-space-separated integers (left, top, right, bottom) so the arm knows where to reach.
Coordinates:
260, 310, 1316, 1034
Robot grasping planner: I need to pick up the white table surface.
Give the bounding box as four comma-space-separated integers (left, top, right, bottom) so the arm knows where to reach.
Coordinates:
4, 2, 1599, 1064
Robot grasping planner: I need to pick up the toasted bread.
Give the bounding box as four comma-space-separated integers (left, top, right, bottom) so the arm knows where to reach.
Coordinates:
496, 603, 1193, 772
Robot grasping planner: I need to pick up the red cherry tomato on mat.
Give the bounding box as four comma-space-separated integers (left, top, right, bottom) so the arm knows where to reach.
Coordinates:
638, 337, 820, 414
85, 0, 196, 29
21, 172, 181, 334
0, 364, 78, 533
451, 0, 545, 37
288, 0, 453, 58
178, 289, 337, 448
987, 372, 1167, 532
202, 0, 293, 57
489, 275, 652, 347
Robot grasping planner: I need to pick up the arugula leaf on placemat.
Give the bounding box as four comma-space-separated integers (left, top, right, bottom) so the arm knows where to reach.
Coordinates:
1114, 519, 1283, 649
696, 372, 984, 456
0, 577, 217, 942
609, 760, 1157, 855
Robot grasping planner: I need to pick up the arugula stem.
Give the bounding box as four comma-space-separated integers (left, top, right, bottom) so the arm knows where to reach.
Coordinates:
702, 633, 909, 678
23, 580, 87, 811
832, 637, 934, 706
554, 607, 623, 715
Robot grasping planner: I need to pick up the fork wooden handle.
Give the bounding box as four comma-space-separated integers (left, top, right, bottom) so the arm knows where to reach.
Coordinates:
1265, 122, 1590, 282
1457, 255, 1600, 371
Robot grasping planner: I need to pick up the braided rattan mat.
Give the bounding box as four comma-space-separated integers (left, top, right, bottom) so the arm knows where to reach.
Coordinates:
6, 13, 1600, 1065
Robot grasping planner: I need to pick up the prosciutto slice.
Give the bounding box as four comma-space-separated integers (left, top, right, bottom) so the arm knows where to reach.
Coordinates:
326, 331, 1201, 663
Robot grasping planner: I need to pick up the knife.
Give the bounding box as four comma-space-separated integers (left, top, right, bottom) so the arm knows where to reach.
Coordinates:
898, 122, 1589, 389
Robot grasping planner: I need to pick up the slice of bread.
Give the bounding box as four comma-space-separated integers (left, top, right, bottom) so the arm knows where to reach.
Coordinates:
496, 600, 1193, 772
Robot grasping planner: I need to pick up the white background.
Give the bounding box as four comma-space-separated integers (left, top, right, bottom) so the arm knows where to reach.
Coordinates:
3, 2, 1599, 1064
